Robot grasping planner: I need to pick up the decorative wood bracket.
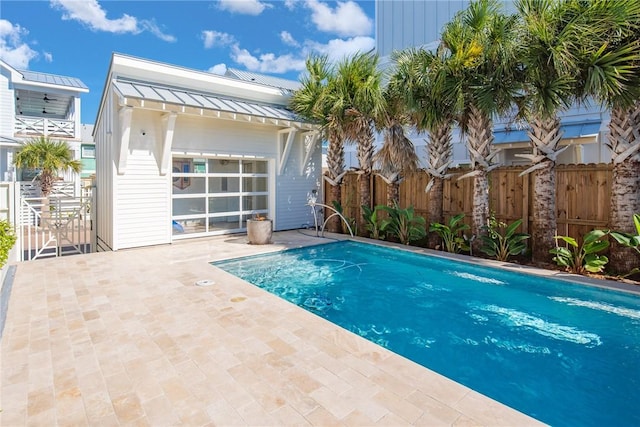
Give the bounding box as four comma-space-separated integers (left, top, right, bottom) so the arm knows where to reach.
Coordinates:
278, 128, 297, 175
159, 112, 178, 175
300, 131, 320, 176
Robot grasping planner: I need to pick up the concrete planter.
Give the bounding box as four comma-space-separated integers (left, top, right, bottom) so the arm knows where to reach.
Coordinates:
247, 219, 272, 245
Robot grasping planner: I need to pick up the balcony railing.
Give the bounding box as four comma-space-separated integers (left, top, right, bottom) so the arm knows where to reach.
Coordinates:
14, 116, 76, 139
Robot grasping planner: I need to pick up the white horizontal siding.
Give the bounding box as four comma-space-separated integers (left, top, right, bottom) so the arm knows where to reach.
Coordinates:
172, 115, 279, 157
115, 148, 170, 250
95, 91, 115, 251
0, 73, 14, 136
275, 134, 321, 230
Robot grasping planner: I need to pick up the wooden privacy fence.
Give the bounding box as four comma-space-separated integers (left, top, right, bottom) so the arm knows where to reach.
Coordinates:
325, 163, 613, 239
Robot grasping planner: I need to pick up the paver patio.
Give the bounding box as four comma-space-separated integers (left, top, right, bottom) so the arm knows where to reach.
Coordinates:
0, 231, 542, 426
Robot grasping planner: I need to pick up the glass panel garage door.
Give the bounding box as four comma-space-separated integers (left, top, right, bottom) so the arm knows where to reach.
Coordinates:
171, 157, 269, 238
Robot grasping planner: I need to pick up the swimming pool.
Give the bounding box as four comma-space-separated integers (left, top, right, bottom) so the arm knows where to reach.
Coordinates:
212, 240, 640, 426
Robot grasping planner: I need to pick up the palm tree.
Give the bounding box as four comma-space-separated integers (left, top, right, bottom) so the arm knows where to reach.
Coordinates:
515, 0, 637, 263
373, 69, 419, 208
334, 52, 385, 221
440, 0, 520, 253
290, 55, 346, 232
579, 0, 640, 273
391, 47, 457, 248
14, 136, 81, 197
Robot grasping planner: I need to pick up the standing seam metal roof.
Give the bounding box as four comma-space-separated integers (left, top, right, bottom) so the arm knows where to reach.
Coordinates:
113, 79, 303, 123
18, 69, 88, 90
225, 68, 301, 92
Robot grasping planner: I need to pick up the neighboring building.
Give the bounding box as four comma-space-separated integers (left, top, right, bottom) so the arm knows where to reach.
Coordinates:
93, 53, 320, 251
351, 0, 610, 169
0, 59, 89, 188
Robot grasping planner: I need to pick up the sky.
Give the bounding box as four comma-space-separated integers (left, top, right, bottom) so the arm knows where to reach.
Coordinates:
0, 0, 376, 124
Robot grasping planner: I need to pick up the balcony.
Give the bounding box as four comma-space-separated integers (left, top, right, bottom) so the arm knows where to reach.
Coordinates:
14, 116, 76, 139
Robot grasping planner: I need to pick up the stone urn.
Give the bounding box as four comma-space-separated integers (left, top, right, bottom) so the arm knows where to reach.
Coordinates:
247, 219, 272, 244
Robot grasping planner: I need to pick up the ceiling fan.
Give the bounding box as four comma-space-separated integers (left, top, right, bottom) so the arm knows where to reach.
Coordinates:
42, 108, 53, 114
43, 94, 57, 102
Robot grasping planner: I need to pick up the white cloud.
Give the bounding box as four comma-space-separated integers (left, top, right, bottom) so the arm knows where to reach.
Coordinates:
43, 52, 53, 62
230, 44, 306, 74
306, 36, 375, 63
304, 0, 372, 37
208, 63, 228, 75
50, 0, 175, 41
0, 19, 38, 69
222, 33, 374, 75
202, 30, 235, 49
217, 0, 272, 15
280, 31, 299, 47
284, 0, 298, 10
140, 20, 176, 43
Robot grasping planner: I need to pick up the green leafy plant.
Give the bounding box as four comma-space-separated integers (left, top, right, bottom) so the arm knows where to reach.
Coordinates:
380, 203, 426, 245
610, 213, 640, 276
361, 205, 385, 240
550, 230, 609, 274
479, 215, 530, 261
0, 220, 16, 268
429, 213, 470, 253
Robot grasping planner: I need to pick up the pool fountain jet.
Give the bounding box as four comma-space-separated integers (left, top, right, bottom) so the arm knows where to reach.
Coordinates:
307, 190, 354, 238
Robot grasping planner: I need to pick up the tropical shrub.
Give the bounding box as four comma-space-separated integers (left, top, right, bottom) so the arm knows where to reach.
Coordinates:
479, 215, 530, 261
550, 230, 609, 274
14, 136, 81, 197
361, 205, 385, 240
610, 213, 640, 276
0, 220, 16, 268
380, 203, 426, 245
429, 213, 470, 254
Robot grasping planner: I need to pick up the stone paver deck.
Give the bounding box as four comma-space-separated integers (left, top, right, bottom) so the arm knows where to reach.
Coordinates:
0, 231, 542, 426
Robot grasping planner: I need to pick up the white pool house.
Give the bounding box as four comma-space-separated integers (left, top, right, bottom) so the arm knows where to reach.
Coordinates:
93, 53, 321, 251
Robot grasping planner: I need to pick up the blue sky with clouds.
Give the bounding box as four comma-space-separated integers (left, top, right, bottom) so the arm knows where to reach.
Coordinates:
0, 0, 376, 124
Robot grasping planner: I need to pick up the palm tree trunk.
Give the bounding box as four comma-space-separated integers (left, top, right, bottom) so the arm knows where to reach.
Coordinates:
466, 105, 493, 254
427, 177, 444, 249
325, 131, 345, 233
357, 128, 374, 224
387, 182, 399, 207
608, 103, 640, 273
425, 123, 453, 249
471, 172, 489, 254
521, 116, 563, 264
358, 173, 371, 235
327, 182, 342, 233
531, 161, 557, 263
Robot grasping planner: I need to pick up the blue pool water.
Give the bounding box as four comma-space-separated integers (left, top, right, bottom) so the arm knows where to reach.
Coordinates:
212, 241, 640, 426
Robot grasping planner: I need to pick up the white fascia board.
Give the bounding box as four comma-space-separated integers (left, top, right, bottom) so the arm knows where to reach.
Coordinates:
13, 80, 89, 94
111, 53, 289, 106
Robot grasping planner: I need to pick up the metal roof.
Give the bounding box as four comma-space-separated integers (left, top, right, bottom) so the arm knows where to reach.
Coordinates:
225, 68, 301, 92
113, 79, 303, 123
494, 121, 601, 144
18, 69, 88, 90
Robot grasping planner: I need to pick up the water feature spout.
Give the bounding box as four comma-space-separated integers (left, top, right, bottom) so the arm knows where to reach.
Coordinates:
307, 199, 354, 238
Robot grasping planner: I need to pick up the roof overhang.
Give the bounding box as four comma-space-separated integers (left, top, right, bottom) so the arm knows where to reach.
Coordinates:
112, 79, 314, 130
